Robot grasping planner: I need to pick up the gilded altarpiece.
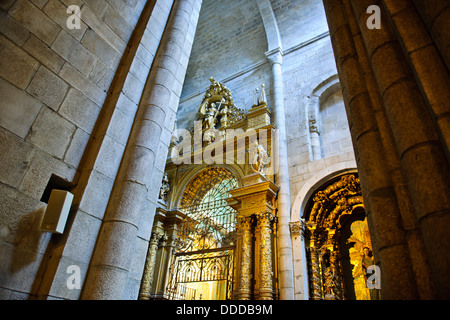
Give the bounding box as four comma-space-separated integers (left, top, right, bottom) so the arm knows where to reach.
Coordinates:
302, 174, 378, 300
139, 78, 279, 300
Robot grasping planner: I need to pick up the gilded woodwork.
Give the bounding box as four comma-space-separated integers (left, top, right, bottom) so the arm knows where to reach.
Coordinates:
197, 77, 246, 134
179, 167, 237, 208
141, 78, 280, 300
256, 212, 276, 300
237, 215, 253, 300
228, 172, 279, 300
139, 231, 164, 300
303, 174, 375, 300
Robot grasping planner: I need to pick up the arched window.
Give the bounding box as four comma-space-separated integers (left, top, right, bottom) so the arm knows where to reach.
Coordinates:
177, 167, 238, 252
167, 167, 238, 300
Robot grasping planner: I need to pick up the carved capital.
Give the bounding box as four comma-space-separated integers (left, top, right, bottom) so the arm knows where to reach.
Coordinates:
257, 211, 276, 228
289, 220, 303, 236
309, 118, 320, 134
265, 48, 283, 66
150, 232, 164, 246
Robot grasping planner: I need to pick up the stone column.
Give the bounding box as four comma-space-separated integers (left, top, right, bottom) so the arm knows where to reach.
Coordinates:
383, 0, 450, 165
411, 0, 450, 72
238, 215, 253, 300
289, 220, 305, 299
344, 0, 435, 299
322, 0, 419, 299
265, 48, 295, 300
81, 0, 203, 299
323, 0, 450, 299
350, 0, 450, 299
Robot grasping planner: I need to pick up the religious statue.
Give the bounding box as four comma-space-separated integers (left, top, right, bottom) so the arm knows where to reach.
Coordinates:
249, 140, 269, 174
159, 172, 170, 202
253, 84, 267, 107
253, 87, 260, 107
194, 77, 246, 132
361, 246, 380, 300
347, 218, 379, 300
219, 103, 229, 127
323, 251, 341, 300
203, 102, 218, 130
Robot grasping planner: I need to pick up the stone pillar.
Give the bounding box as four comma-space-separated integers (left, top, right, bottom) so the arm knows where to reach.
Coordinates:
265, 48, 295, 300
81, 0, 203, 299
411, 0, 450, 72
323, 0, 450, 299
289, 220, 305, 299
322, 0, 418, 299
353, 0, 450, 299
383, 0, 450, 165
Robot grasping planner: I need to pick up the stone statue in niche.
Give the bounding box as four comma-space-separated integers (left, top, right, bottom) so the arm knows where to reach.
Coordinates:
159, 172, 170, 202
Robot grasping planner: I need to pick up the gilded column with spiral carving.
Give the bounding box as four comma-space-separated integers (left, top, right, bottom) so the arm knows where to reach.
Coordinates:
308, 230, 322, 300
238, 215, 253, 300
139, 232, 163, 300
257, 212, 275, 300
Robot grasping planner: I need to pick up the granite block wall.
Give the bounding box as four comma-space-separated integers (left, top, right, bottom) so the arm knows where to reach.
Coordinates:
0, 0, 171, 299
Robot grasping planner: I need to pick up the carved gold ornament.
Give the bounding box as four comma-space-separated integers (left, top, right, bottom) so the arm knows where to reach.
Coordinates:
303, 174, 376, 300
197, 77, 246, 131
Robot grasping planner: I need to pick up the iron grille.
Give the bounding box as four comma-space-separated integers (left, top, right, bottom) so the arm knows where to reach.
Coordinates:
166, 169, 238, 300
176, 199, 237, 253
